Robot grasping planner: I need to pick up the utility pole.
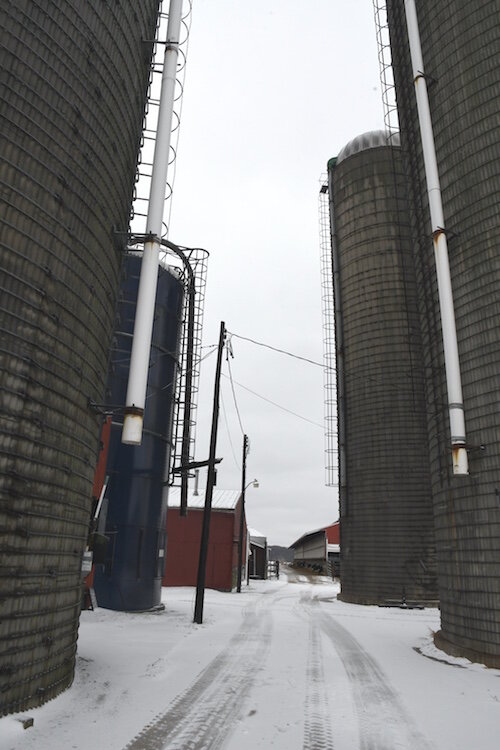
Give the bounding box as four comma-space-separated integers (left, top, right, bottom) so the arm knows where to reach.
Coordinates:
236, 434, 248, 593
193, 322, 226, 624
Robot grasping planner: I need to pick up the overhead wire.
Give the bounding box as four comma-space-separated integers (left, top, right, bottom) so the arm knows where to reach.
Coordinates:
207, 331, 410, 396
225, 338, 245, 436
186, 332, 324, 477
220, 388, 241, 470
147, 340, 217, 399
221, 374, 323, 430
227, 330, 333, 370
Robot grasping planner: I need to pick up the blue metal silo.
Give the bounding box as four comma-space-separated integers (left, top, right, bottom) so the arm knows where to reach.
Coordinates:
94, 253, 184, 611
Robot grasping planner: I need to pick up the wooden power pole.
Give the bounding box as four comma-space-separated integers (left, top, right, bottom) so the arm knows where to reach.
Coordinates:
193, 321, 226, 624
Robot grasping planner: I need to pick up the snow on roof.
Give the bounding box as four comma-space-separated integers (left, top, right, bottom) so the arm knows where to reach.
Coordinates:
289, 526, 326, 550
336, 129, 400, 164
168, 487, 241, 511
248, 527, 267, 547
248, 527, 265, 538
289, 521, 339, 550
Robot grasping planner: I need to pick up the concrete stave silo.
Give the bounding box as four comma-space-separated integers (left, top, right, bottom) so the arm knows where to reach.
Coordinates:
387, 0, 500, 664
329, 131, 437, 605
0, 0, 160, 714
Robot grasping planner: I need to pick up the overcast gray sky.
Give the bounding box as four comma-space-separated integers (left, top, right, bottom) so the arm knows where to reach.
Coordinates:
168, 0, 385, 546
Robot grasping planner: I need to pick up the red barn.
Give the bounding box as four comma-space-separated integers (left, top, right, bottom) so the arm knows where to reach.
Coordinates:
325, 521, 340, 545
163, 488, 246, 592
289, 521, 340, 576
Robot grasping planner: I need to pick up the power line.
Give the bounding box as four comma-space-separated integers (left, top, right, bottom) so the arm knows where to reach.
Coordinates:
227, 331, 334, 370
147, 342, 218, 399
220, 388, 241, 470
225, 347, 245, 436
221, 374, 323, 429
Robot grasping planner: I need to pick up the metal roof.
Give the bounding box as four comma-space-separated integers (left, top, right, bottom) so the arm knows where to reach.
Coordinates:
248, 526, 265, 538
336, 129, 400, 164
248, 527, 267, 547
168, 487, 241, 510
289, 526, 326, 550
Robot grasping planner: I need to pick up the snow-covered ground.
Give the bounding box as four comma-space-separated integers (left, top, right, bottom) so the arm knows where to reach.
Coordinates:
2, 568, 499, 749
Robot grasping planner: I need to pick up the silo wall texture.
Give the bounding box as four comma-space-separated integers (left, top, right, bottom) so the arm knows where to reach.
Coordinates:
94, 255, 184, 612
0, 1, 160, 714
388, 0, 500, 664
329, 135, 437, 605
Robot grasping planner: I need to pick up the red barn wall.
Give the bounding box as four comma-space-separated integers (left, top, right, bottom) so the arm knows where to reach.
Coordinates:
232, 498, 246, 576
164, 500, 246, 592
325, 521, 340, 545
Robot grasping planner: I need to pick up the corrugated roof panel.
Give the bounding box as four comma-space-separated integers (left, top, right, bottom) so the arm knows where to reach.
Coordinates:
248, 526, 266, 538
249, 527, 267, 548
168, 488, 241, 510
289, 527, 326, 549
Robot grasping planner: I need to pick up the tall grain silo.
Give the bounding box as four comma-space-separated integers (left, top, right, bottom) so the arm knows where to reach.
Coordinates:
0, 1, 160, 714
94, 254, 184, 612
329, 130, 437, 605
387, 0, 500, 665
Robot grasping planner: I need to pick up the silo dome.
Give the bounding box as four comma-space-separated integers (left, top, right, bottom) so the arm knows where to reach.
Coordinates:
336, 129, 400, 164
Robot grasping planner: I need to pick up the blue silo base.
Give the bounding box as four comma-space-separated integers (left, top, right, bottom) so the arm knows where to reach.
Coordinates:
94, 574, 164, 612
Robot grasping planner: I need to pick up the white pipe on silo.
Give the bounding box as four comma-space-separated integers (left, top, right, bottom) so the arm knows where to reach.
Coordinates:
404, 0, 468, 475
328, 164, 348, 499
122, 0, 183, 445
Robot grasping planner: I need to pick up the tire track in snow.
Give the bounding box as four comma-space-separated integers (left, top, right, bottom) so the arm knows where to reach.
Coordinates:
303, 616, 335, 750
122, 597, 274, 750
316, 606, 434, 750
